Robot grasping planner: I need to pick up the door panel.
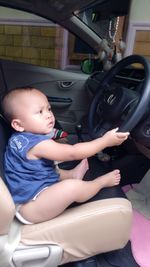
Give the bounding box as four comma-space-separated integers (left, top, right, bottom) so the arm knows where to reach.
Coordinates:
0, 60, 90, 133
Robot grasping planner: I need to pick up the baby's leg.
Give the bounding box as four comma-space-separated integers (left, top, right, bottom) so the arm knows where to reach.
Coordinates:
20, 169, 120, 223
59, 158, 89, 180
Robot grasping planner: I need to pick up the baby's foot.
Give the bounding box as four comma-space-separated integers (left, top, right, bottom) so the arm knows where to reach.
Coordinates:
72, 159, 89, 180
99, 169, 121, 188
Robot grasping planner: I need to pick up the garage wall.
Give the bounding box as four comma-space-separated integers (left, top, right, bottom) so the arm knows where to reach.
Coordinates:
129, 0, 150, 21
133, 30, 150, 60
0, 7, 65, 68
125, 0, 150, 58
0, 24, 58, 67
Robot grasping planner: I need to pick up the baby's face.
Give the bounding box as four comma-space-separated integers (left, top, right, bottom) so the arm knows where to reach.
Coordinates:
13, 89, 55, 134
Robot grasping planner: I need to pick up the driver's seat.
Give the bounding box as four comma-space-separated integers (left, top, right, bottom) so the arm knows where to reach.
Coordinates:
0, 116, 133, 267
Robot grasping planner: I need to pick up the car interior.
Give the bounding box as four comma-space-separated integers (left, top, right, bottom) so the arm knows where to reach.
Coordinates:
0, 57, 134, 267
0, 1, 150, 267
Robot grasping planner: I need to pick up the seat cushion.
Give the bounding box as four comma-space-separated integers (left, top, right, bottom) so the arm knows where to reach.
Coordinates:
21, 198, 132, 264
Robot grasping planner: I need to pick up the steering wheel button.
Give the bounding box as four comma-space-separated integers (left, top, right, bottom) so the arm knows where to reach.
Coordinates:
145, 125, 150, 136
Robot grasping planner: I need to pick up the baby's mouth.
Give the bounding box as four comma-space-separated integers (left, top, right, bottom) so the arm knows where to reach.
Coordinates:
48, 122, 54, 128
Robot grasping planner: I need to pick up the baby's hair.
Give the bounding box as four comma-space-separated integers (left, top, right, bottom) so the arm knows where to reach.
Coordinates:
1, 86, 35, 123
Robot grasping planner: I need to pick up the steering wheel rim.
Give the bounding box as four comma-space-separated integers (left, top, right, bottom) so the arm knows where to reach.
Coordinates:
88, 54, 150, 139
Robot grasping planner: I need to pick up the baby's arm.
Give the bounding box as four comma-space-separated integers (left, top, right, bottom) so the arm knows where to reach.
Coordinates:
27, 128, 129, 162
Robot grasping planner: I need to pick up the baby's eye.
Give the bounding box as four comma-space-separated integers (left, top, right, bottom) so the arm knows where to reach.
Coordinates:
48, 107, 51, 112
39, 109, 43, 114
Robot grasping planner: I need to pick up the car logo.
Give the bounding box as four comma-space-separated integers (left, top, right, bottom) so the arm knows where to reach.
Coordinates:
107, 94, 116, 105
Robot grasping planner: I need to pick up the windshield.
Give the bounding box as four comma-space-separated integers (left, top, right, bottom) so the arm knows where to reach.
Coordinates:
73, 1, 130, 73
75, 8, 126, 48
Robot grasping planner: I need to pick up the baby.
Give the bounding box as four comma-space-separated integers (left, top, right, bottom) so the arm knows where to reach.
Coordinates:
1, 87, 129, 224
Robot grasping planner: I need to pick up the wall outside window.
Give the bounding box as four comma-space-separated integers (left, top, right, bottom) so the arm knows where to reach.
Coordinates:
125, 0, 150, 59
0, 7, 65, 69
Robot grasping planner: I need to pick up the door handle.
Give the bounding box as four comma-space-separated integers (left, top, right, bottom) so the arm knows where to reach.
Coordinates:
47, 96, 72, 108
47, 96, 72, 103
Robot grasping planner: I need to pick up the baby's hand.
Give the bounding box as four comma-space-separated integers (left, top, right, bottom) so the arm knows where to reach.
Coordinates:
103, 128, 130, 147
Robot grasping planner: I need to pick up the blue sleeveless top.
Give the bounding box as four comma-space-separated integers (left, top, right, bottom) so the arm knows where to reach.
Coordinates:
4, 132, 60, 204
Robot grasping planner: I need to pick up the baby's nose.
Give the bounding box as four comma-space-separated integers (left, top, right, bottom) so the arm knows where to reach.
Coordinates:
46, 110, 52, 118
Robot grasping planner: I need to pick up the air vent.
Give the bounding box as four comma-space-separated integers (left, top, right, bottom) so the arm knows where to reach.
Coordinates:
116, 67, 145, 82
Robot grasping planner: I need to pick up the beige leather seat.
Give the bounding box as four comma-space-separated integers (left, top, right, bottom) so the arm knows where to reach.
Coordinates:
0, 177, 132, 267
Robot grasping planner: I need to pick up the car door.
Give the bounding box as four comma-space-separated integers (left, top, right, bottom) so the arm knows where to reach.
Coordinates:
0, 59, 91, 134
0, 4, 92, 135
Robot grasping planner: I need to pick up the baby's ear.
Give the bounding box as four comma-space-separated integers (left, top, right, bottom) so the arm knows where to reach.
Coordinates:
11, 119, 24, 132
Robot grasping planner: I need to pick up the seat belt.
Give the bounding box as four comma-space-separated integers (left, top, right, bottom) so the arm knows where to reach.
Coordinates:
0, 219, 21, 267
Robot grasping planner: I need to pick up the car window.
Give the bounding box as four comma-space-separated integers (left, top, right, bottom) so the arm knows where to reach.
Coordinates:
0, 6, 95, 72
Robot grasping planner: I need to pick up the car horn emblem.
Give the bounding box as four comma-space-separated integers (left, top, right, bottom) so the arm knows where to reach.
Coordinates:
107, 94, 116, 105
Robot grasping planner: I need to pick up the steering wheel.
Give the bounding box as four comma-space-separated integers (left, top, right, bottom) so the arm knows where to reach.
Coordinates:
88, 54, 150, 139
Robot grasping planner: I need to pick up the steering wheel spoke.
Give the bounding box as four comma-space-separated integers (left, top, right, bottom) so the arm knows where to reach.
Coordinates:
94, 121, 113, 137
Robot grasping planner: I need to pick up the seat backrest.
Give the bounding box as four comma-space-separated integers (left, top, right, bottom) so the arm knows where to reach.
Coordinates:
0, 177, 15, 235
0, 115, 12, 178
0, 116, 15, 235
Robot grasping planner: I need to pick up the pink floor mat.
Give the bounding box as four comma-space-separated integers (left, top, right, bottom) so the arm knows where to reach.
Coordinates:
122, 185, 150, 267
130, 209, 150, 267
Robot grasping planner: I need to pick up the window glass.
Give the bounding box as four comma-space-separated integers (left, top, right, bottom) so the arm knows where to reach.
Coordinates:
75, 0, 130, 46
0, 7, 65, 69
76, 9, 125, 48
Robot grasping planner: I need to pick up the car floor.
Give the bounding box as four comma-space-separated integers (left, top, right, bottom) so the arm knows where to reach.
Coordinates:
97, 241, 140, 267
63, 241, 140, 267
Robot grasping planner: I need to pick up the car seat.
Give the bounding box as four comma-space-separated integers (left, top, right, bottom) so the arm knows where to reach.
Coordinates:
0, 115, 133, 267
